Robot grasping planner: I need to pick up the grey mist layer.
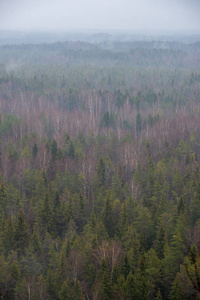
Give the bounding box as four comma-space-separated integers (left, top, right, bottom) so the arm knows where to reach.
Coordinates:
0, 0, 200, 32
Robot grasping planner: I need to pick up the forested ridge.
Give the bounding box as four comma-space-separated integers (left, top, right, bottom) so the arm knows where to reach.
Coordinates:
0, 38, 200, 299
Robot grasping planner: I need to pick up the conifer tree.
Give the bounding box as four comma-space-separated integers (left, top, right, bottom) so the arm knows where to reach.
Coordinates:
155, 289, 163, 300
169, 273, 184, 300
51, 139, 58, 161
156, 227, 166, 259
32, 143, 38, 158
102, 191, 115, 238
125, 271, 135, 299
14, 209, 29, 256
97, 157, 106, 186
120, 202, 128, 238
53, 189, 60, 209
38, 192, 53, 235
0, 183, 7, 214
3, 216, 14, 254
30, 225, 42, 256
136, 112, 142, 134
99, 259, 113, 300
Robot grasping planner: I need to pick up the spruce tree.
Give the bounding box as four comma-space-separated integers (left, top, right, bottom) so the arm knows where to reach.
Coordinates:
125, 271, 135, 299
136, 112, 142, 134
169, 273, 184, 300
14, 209, 29, 256
0, 183, 7, 214
156, 227, 166, 259
100, 264, 113, 300
32, 143, 38, 158
121, 255, 130, 280
102, 191, 115, 238
97, 157, 106, 186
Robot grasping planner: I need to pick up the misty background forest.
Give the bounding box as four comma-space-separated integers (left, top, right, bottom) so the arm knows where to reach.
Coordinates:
0, 32, 200, 299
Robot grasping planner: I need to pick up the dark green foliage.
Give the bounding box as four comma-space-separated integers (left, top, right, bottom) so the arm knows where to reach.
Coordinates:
0, 183, 7, 214
38, 192, 53, 235
63, 133, 75, 158
101, 191, 115, 238
3, 216, 14, 254
60, 279, 84, 300
53, 189, 60, 209
125, 271, 135, 299
75, 193, 86, 232
7, 141, 19, 162
99, 259, 113, 300
67, 139, 75, 158
101, 111, 116, 128
85, 262, 96, 289
155, 289, 163, 300
185, 152, 190, 165
136, 112, 142, 134
112, 263, 119, 285
32, 143, 38, 158
156, 227, 166, 259
0, 114, 20, 138
51, 139, 58, 161
100, 271, 113, 300
14, 209, 29, 256
30, 225, 43, 256
121, 256, 130, 280
169, 273, 184, 300
177, 197, 185, 215
115, 89, 125, 108
97, 157, 106, 186
146, 155, 155, 201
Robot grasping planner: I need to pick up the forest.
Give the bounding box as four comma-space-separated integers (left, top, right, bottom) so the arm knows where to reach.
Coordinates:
0, 35, 200, 299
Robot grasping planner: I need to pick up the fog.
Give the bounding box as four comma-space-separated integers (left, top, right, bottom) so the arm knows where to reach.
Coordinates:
0, 0, 200, 32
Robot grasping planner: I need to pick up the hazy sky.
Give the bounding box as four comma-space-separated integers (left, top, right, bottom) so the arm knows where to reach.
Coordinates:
0, 0, 200, 32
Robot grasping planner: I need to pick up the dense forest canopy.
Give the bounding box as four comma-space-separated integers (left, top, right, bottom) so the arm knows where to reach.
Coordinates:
0, 34, 200, 299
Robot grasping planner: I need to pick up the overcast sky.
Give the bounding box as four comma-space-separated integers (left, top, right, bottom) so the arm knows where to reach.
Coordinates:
0, 0, 200, 32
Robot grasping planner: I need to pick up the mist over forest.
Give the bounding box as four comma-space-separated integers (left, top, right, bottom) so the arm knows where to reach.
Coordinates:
0, 0, 200, 298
